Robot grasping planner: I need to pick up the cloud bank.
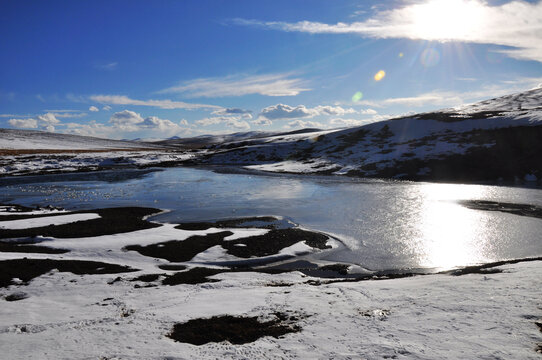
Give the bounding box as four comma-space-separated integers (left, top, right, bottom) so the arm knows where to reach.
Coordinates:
234, 0, 542, 62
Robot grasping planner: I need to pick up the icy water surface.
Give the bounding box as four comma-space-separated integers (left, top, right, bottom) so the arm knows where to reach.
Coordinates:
1, 166, 542, 271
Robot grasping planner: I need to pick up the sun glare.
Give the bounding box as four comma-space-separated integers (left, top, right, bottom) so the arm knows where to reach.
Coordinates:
410, 0, 485, 41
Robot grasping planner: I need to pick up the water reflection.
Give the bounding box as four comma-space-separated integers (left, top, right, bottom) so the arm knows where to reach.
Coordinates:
0, 168, 541, 271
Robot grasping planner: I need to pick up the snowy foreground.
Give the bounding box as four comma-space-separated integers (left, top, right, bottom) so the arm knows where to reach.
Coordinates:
1, 207, 541, 359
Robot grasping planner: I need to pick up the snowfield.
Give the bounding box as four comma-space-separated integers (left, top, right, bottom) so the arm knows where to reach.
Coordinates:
0, 206, 541, 359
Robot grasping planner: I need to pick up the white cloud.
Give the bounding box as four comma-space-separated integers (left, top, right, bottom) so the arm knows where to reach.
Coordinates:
102, 105, 112, 111
89, 106, 99, 112
195, 115, 251, 131
329, 117, 380, 127
108, 110, 187, 134
180, 119, 189, 126
361, 108, 378, 115
259, 104, 357, 120
251, 118, 273, 126
260, 104, 318, 120
64, 121, 117, 138
90, 95, 220, 110
314, 105, 357, 116
159, 73, 310, 97
96, 62, 118, 71
234, 0, 542, 62
109, 110, 144, 131
36, 113, 60, 125
211, 108, 253, 119
285, 120, 325, 129
8, 118, 38, 129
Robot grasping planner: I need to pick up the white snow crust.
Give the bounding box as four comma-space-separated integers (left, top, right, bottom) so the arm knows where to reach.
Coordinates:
0, 213, 100, 229
0, 210, 541, 359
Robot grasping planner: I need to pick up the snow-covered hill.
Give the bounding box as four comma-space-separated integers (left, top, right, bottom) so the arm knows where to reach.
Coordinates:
0, 129, 166, 151
153, 128, 322, 149
198, 87, 542, 183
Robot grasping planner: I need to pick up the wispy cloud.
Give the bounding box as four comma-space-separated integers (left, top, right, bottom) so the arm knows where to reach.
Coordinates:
358, 77, 542, 109
96, 62, 118, 71
159, 73, 310, 97
90, 95, 221, 110
234, 0, 542, 62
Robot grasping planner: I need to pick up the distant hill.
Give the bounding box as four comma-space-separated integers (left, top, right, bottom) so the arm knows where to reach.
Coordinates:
0, 129, 167, 151
153, 128, 322, 149
195, 87, 542, 183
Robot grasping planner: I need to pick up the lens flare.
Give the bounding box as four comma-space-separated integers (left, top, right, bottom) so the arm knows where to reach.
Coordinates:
374, 70, 386, 81
420, 48, 440, 67
352, 91, 363, 102
399, 52, 404, 58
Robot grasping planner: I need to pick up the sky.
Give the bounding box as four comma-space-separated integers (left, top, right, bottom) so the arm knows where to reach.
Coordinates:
1, 0, 541, 140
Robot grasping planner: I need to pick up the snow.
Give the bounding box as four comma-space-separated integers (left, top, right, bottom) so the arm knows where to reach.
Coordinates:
1, 245, 540, 359
0, 151, 195, 176
0, 213, 100, 229
1, 206, 541, 359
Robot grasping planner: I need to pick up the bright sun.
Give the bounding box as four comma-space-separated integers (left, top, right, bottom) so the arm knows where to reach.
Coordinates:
410, 0, 485, 41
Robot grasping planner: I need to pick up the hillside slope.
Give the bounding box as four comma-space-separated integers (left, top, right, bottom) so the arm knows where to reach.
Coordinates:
0, 129, 167, 151
198, 87, 542, 183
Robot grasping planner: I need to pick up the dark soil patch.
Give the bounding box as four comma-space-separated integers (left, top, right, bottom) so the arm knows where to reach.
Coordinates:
0, 258, 138, 288
369, 126, 542, 183
223, 228, 330, 258
0, 241, 69, 254
157, 264, 187, 271
125, 228, 330, 262
0, 207, 162, 239
460, 200, 542, 219
125, 231, 233, 262
162, 267, 223, 285
444, 256, 542, 276
174, 216, 283, 231
5, 291, 29, 301
167, 313, 301, 345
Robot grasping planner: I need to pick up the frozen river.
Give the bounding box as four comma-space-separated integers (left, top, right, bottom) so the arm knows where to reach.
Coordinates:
1, 166, 541, 272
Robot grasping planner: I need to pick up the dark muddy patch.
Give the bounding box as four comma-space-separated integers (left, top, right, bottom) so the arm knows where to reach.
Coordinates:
460, 200, 542, 220
125, 231, 233, 262
174, 216, 290, 231
167, 313, 301, 345
125, 228, 331, 261
158, 264, 187, 271
444, 256, 542, 276
0, 207, 162, 239
162, 267, 223, 285
0, 258, 138, 288
4, 291, 29, 301
0, 241, 69, 254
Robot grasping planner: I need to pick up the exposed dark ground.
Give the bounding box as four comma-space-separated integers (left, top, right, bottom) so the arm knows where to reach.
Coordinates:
167, 313, 302, 345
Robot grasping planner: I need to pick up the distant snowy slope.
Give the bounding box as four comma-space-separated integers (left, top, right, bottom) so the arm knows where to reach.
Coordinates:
0, 129, 167, 150
198, 88, 542, 183
154, 128, 322, 149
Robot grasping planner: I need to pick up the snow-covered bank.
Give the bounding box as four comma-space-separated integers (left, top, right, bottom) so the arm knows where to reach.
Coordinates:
0, 150, 195, 176
1, 256, 540, 359
0, 205, 541, 359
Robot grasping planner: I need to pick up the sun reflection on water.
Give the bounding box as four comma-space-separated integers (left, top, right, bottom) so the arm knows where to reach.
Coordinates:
415, 183, 493, 270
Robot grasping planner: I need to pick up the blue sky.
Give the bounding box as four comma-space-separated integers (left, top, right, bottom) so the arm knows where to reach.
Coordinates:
1, 0, 541, 139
